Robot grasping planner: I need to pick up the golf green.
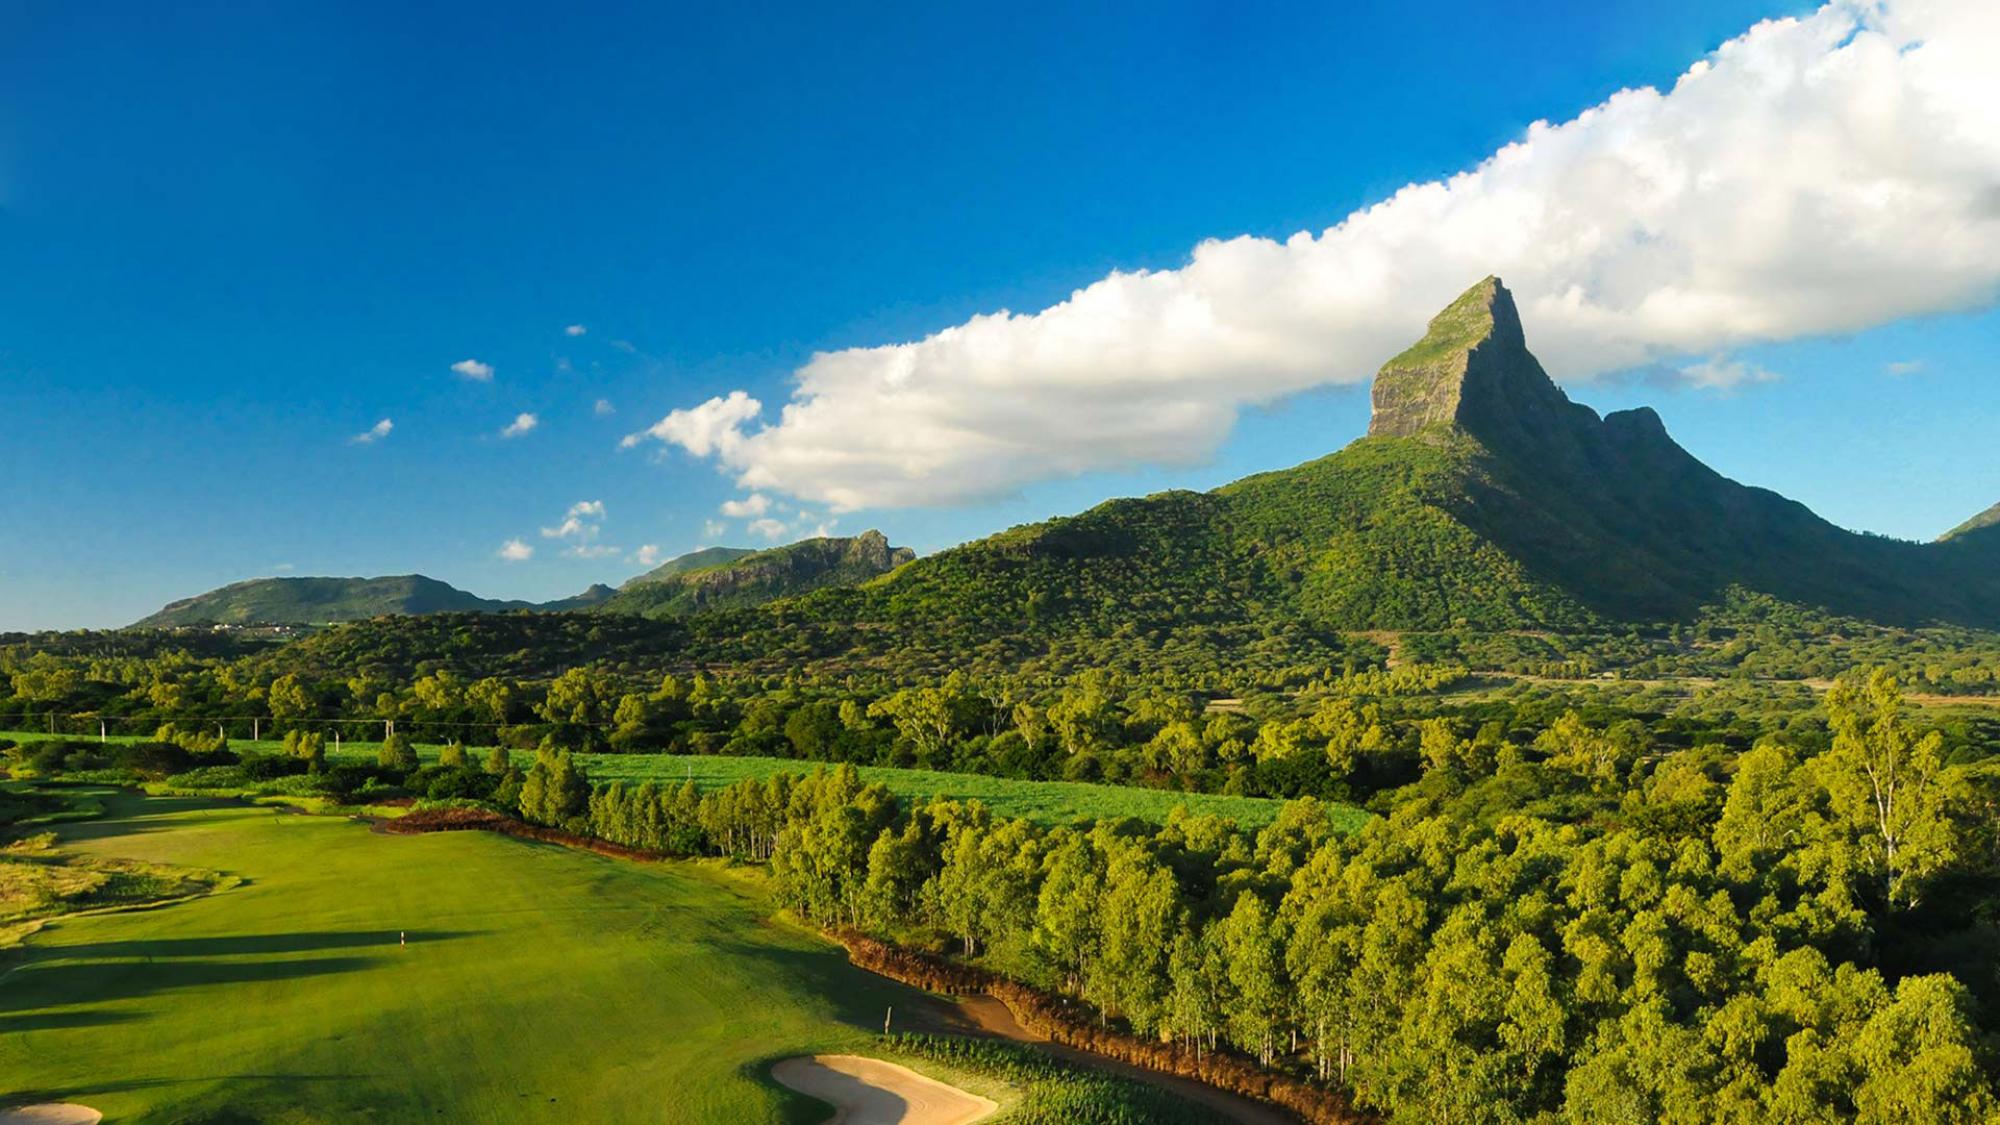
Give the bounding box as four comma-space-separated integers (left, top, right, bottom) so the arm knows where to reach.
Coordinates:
1, 790, 929, 1122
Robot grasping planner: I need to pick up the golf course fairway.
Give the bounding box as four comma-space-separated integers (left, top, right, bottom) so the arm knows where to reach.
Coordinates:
0, 790, 944, 1123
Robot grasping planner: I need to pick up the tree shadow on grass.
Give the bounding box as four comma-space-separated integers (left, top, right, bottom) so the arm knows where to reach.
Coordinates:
2, 955, 385, 1020
0, 1007, 143, 1033
51, 794, 239, 843
5, 1074, 359, 1118
43, 928, 483, 961
703, 935, 962, 1035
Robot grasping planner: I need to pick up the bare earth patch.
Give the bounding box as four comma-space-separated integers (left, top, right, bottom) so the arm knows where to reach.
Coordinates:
0, 1106, 103, 1125
771, 1055, 996, 1125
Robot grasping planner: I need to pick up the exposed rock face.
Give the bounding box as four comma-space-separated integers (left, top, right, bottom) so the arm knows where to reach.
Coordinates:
1368, 276, 1594, 456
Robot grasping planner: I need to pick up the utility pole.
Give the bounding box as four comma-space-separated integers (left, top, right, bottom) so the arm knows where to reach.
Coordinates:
883, 1007, 893, 1036
100, 718, 107, 743
253, 717, 261, 742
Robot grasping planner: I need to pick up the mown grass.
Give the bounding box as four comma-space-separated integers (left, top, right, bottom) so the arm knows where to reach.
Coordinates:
0, 789, 995, 1123
2, 731, 1347, 830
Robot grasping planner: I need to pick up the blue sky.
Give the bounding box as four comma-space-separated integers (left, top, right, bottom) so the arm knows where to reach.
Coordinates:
1, 1, 1995, 630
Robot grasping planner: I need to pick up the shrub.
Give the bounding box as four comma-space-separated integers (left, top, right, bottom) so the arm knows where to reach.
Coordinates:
239, 752, 310, 781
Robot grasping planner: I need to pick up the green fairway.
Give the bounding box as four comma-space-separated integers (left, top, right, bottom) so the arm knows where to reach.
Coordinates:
0, 789, 949, 1123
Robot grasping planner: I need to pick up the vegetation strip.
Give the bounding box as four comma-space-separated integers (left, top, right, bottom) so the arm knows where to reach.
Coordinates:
834, 932, 1361, 1124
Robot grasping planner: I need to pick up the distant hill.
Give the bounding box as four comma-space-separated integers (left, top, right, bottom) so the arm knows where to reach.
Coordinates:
133, 575, 614, 627
598, 531, 915, 618
621, 546, 758, 586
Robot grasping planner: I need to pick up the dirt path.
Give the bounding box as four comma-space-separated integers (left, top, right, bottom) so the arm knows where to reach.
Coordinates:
0, 1107, 103, 1125
771, 1055, 996, 1125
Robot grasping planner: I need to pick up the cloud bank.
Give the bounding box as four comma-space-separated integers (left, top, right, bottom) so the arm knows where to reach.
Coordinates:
626, 0, 2000, 511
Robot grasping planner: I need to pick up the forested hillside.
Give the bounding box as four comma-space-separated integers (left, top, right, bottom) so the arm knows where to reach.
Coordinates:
598, 530, 915, 618
133, 574, 613, 627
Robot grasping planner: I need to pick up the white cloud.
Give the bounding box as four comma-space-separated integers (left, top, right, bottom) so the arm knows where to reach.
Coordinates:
625, 0, 2000, 510
501, 412, 539, 438
747, 517, 788, 540
351, 418, 394, 445
622, 390, 760, 454
720, 493, 772, 518
271, 562, 296, 574
565, 324, 588, 337
594, 398, 616, 416
451, 359, 495, 381
498, 538, 534, 561
1674, 356, 1780, 391
566, 544, 621, 559
634, 544, 662, 566
542, 500, 607, 540
1885, 359, 1926, 376
702, 519, 727, 540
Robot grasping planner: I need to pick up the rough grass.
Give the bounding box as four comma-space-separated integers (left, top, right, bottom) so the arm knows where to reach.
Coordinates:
0, 789, 993, 1123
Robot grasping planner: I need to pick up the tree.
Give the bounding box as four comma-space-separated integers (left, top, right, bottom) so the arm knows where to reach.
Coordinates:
539, 667, 607, 726
284, 729, 326, 774
1219, 892, 1285, 1064
267, 673, 314, 721
518, 746, 590, 829
378, 731, 419, 772
483, 745, 511, 774
1818, 669, 1956, 908
438, 741, 469, 768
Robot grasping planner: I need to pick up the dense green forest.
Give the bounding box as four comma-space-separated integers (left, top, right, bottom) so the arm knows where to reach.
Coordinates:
14, 668, 1994, 1121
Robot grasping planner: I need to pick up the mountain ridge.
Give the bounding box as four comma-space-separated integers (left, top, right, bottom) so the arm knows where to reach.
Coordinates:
166, 277, 2000, 664
132, 574, 617, 628
597, 530, 916, 618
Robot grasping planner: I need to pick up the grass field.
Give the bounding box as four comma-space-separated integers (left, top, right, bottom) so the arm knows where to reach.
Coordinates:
1, 732, 1338, 830
0, 787, 972, 1123
564, 754, 1321, 830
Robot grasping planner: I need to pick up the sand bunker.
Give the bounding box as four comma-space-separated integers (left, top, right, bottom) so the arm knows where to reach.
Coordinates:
771, 1054, 996, 1125
0, 1107, 103, 1125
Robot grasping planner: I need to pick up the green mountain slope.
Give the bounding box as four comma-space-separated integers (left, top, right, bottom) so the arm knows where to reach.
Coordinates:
598, 531, 915, 618
133, 575, 613, 627
246, 277, 2000, 677
1943, 502, 2000, 543
776, 277, 2000, 645
621, 546, 758, 586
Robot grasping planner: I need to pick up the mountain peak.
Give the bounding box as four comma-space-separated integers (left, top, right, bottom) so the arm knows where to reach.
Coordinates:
1368, 276, 1572, 444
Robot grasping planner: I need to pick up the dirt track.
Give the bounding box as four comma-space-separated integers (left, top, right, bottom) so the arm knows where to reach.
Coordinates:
771, 1055, 996, 1125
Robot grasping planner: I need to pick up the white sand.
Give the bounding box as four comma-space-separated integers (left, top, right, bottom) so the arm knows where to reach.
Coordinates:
0, 1107, 103, 1125
771, 1055, 997, 1125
